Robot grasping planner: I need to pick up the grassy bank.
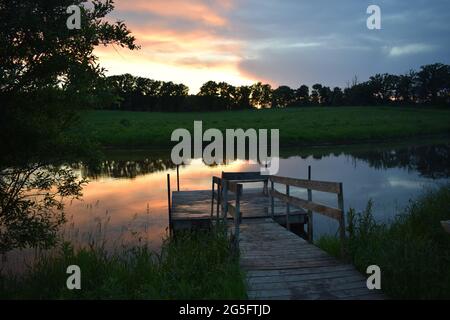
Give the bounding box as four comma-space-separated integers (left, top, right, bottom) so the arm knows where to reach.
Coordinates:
0, 227, 247, 299
317, 185, 450, 299
76, 107, 450, 148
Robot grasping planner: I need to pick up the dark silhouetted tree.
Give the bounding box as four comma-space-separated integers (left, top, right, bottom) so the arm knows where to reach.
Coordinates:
416, 63, 450, 105
295, 85, 309, 106
0, 0, 138, 252
272, 85, 295, 108
311, 84, 322, 105
250, 82, 272, 108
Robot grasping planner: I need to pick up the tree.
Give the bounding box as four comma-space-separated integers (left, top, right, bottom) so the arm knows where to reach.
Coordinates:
311, 84, 322, 105
319, 86, 332, 105
272, 85, 295, 108
295, 85, 309, 105
416, 63, 450, 105
331, 87, 344, 106
368, 73, 397, 104
394, 71, 416, 104
198, 81, 225, 111
217, 82, 236, 110
0, 0, 138, 252
235, 86, 252, 110
250, 82, 272, 108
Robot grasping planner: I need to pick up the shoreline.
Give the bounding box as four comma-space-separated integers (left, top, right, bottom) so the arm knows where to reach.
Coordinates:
98, 133, 450, 153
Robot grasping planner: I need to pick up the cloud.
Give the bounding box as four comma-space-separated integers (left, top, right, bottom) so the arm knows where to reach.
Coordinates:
98, 0, 450, 92
388, 44, 435, 57
115, 0, 232, 26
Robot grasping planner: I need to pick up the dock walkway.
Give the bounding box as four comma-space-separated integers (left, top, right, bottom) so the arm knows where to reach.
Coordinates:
239, 218, 383, 299
169, 171, 384, 300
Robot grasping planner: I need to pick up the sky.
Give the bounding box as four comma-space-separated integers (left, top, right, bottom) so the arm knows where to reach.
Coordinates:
95, 0, 450, 93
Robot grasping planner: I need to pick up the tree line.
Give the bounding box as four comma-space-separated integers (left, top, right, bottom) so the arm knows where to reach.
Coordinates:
104, 63, 450, 112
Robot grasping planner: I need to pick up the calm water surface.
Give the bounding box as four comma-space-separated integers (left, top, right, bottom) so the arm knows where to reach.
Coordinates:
3, 140, 450, 271
66, 140, 450, 248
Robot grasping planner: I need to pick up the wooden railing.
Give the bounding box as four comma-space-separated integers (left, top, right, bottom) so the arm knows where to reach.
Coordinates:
211, 176, 222, 220
210, 172, 346, 254
268, 175, 346, 256
222, 179, 243, 244
211, 172, 268, 219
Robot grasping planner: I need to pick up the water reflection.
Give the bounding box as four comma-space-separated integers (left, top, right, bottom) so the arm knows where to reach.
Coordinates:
4, 141, 450, 272
75, 142, 450, 180
65, 141, 450, 245
350, 144, 450, 179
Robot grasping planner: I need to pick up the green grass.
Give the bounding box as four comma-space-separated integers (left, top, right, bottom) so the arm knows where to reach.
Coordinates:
317, 185, 450, 299
0, 227, 247, 299
75, 107, 450, 148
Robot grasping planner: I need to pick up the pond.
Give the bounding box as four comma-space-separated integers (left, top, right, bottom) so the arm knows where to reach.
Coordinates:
3, 139, 450, 272
65, 139, 450, 248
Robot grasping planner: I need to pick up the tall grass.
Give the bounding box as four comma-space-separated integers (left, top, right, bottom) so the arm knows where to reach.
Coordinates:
317, 185, 450, 299
0, 226, 247, 299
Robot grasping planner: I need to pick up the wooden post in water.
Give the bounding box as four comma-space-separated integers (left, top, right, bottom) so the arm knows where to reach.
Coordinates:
176, 165, 180, 191
234, 184, 241, 245
338, 182, 346, 258
286, 184, 290, 230
307, 166, 313, 243
216, 179, 221, 221
167, 174, 172, 233
211, 178, 215, 218
270, 180, 275, 218
222, 179, 228, 222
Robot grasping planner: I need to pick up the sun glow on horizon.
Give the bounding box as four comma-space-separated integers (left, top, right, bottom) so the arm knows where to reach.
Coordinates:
96, 0, 261, 94
96, 46, 255, 94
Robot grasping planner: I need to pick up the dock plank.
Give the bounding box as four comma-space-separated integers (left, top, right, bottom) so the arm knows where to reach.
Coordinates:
171, 189, 384, 300
237, 219, 384, 300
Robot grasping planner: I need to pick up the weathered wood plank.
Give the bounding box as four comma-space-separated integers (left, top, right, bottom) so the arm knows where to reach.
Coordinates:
270, 175, 341, 194
222, 171, 268, 181
171, 189, 383, 300
247, 271, 365, 286
270, 189, 342, 221
246, 264, 357, 278
238, 218, 384, 300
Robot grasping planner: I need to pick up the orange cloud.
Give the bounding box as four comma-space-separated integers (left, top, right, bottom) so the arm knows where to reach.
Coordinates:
116, 0, 230, 26
95, 0, 264, 92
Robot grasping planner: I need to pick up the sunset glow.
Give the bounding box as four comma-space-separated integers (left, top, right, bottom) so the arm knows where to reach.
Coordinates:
97, 0, 450, 93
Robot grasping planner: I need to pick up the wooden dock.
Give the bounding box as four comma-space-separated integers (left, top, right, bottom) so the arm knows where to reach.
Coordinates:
169, 171, 384, 300
171, 189, 307, 231
240, 218, 383, 299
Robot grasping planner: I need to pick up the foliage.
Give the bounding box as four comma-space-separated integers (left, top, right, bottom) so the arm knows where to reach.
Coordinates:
317, 186, 450, 299
0, 0, 137, 251
0, 166, 87, 253
101, 63, 449, 111
0, 227, 247, 299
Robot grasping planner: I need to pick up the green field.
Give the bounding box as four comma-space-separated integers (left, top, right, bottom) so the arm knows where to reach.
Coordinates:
77, 107, 450, 148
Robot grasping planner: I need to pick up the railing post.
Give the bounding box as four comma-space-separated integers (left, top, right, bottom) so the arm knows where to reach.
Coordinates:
270, 179, 274, 218
307, 165, 313, 243
216, 179, 221, 220
167, 174, 172, 233
222, 179, 228, 222
286, 184, 290, 230
211, 178, 215, 218
338, 182, 346, 258
234, 184, 241, 245
176, 165, 180, 191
